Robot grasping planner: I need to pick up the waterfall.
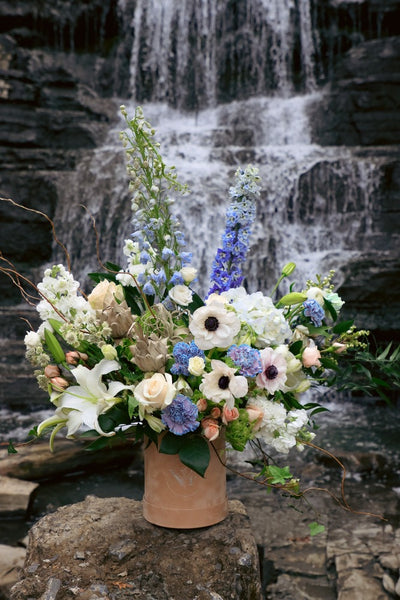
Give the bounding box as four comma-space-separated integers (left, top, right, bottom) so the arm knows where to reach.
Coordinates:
52, 0, 389, 304
128, 0, 318, 108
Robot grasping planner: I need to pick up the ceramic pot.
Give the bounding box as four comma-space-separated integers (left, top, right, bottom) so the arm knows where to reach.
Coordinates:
142, 433, 228, 528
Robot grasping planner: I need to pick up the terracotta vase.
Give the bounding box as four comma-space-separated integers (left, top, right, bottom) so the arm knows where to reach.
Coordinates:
142, 433, 228, 528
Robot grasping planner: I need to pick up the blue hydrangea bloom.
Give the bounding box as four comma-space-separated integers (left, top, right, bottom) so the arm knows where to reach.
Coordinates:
227, 344, 263, 377
208, 166, 260, 296
171, 341, 205, 376
161, 394, 199, 435
303, 299, 325, 327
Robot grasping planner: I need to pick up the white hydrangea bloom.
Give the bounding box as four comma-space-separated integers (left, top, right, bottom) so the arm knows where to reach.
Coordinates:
248, 396, 309, 455
222, 287, 291, 348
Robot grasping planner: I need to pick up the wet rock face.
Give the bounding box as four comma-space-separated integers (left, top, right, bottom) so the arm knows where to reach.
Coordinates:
311, 36, 400, 146
0, 0, 128, 303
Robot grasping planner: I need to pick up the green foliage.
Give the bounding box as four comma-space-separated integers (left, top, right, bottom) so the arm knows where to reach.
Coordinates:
159, 432, 211, 477
7, 440, 17, 454
225, 409, 253, 451
44, 328, 65, 364
330, 342, 400, 403
309, 521, 326, 536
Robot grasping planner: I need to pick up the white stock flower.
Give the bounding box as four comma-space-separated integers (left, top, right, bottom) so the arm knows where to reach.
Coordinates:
24, 331, 42, 349
189, 302, 240, 350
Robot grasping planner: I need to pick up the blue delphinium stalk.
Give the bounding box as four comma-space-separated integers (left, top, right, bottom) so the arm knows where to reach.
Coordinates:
208, 165, 261, 296
303, 299, 325, 327
171, 341, 205, 376
119, 106, 194, 301
161, 394, 199, 435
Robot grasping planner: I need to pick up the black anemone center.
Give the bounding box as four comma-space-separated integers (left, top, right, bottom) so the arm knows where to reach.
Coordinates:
204, 316, 219, 331
265, 365, 279, 380
218, 375, 230, 389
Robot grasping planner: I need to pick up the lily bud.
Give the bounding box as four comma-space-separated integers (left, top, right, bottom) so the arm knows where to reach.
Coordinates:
44, 365, 61, 379
50, 377, 69, 391
281, 262, 296, 277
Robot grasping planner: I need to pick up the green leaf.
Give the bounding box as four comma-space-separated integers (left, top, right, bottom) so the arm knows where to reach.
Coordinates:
323, 297, 337, 321
188, 291, 205, 312
332, 319, 354, 334
85, 436, 112, 451
289, 340, 303, 356
87, 272, 117, 284
128, 395, 139, 419
179, 435, 210, 478
377, 342, 392, 361
7, 440, 17, 454
44, 328, 65, 364
309, 521, 325, 536
159, 431, 182, 455
267, 465, 292, 484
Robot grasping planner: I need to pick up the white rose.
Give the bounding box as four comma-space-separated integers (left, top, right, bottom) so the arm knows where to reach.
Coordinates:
306, 286, 325, 305
188, 356, 205, 376
168, 285, 193, 306
180, 266, 197, 283
134, 373, 176, 413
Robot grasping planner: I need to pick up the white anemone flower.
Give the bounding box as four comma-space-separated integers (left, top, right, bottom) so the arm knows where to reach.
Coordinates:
199, 359, 248, 409
189, 302, 240, 350
39, 359, 134, 438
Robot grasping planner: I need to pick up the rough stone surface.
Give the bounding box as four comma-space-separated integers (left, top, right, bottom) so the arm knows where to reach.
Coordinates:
0, 544, 26, 600
9, 497, 262, 600
0, 475, 38, 514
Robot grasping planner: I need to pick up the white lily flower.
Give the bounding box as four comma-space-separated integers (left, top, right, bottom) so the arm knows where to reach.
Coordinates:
45, 359, 133, 438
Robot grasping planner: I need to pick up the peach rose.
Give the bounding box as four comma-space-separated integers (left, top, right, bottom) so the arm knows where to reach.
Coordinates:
245, 406, 264, 431
196, 398, 208, 412
134, 373, 176, 413
222, 405, 239, 425
302, 346, 321, 368
201, 417, 220, 441
210, 407, 221, 419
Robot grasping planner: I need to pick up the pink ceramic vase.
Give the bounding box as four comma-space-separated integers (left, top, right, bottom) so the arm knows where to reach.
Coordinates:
142, 432, 228, 528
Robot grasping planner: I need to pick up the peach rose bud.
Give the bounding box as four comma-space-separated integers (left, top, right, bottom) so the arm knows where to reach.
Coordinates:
222, 406, 239, 425
50, 377, 69, 390
201, 418, 220, 442
44, 365, 61, 379
210, 407, 221, 419
302, 346, 321, 368
196, 398, 208, 412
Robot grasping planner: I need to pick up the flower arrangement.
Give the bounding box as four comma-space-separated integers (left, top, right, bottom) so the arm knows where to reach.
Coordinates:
4, 107, 374, 499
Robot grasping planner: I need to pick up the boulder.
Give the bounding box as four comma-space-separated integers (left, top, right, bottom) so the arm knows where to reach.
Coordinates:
10, 496, 262, 600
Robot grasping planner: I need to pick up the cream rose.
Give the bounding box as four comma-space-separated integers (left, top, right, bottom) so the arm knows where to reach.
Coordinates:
168, 284, 193, 306
188, 356, 205, 376
134, 373, 176, 413
88, 280, 124, 310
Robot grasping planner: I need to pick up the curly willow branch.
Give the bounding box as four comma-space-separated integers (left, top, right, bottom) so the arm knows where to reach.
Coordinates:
0, 196, 72, 271
211, 439, 386, 522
